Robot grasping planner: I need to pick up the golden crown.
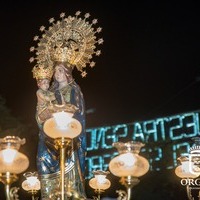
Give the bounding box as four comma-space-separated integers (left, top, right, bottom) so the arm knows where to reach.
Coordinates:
29, 11, 103, 77
190, 145, 200, 154
32, 64, 54, 81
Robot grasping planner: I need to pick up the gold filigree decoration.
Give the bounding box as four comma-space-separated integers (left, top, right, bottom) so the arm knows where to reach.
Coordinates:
30, 11, 103, 77
32, 64, 54, 81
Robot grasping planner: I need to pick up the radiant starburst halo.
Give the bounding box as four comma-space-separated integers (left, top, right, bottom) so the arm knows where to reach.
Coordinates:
29, 11, 103, 77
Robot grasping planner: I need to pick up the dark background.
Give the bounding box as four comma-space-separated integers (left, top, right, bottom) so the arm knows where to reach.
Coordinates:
0, 0, 200, 199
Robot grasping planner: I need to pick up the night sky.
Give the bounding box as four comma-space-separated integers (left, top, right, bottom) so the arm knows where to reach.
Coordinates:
0, 0, 200, 199
0, 1, 200, 127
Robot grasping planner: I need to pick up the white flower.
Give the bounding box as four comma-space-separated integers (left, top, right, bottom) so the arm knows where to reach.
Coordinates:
39, 26, 45, 32
49, 17, 55, 23
96, 50, 101, 56
30, 47, 35, 52
75, 11, 81, 16
85, 13, 90, 18
29, 57, 34, 63
81, 71, 87, 77
92, 19, 98, 24
33, 36, 39, 41
60, 12, 65, 18
98, 38, 104, 44
97, 27, 102, 33
90, 61, 96, 68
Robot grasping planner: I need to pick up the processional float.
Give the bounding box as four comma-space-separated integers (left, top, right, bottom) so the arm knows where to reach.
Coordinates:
29, 11, 103, 199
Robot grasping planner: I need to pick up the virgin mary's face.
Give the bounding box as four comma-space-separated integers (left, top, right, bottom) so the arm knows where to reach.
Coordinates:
54, 65, 67, 83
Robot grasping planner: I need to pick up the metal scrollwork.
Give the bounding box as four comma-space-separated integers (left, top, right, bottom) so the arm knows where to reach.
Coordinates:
116, 189, 127, 200
10, 187, 20, 200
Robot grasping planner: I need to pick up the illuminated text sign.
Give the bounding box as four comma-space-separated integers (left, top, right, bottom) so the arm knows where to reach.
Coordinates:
86, 111, 200, 179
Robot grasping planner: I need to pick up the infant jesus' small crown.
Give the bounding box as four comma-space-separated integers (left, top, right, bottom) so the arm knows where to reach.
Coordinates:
29, 11, 103, 78
32, 64, 54, 81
